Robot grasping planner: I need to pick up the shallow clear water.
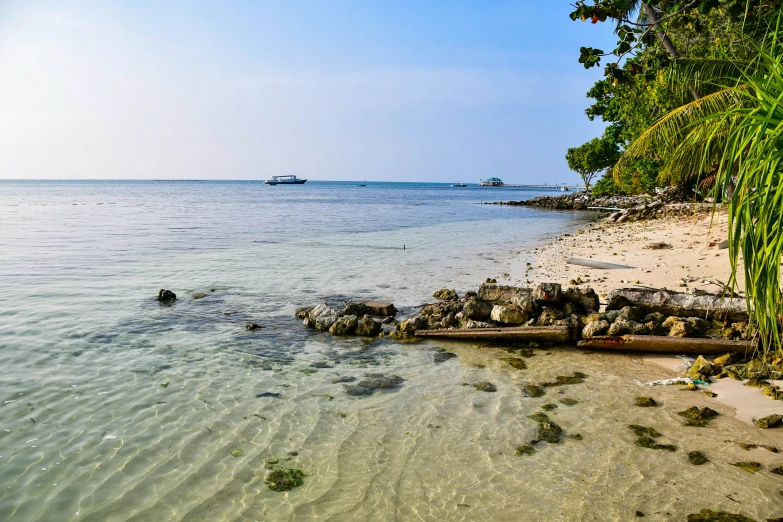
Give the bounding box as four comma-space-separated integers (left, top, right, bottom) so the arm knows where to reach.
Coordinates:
1, 181, 781, 521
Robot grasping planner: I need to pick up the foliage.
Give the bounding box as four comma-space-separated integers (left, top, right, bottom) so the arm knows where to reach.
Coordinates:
591, 172, 621, 196
565, 137, 621, 190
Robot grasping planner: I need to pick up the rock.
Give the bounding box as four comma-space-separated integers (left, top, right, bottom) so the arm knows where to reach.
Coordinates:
686, 510, 755, 522
511, 291, 535, 313
399, 316, 427, 334
713, 352, 741, 367
618, 306, 644, 322
582, 320, 610, 338
731, 461, 762, 473
355, 315, 382, 336
295, 307, 313, 319
635, 397, 657, 407
157, 289, 177, 302
528, 412, 563, 443
331, 376, 356, 384
537, 307, 564, 326
533, 283, 562, 304
343, 385, 372, 396
245, 323, 264, 331
515, 444, 536, 456
642, 312, 665, 325
473, 382, 497, 392
688, 355, 720, 380
678, 406, 719, 427
329, 314, 358, 336
564, 286, 600, 313
754, 414, 783, 429
477, 283, 532, 304
490, 305, 528, 325
686, 317, 710, 333
433, 288, 458, 301
364, 301, 397, 316
308, 303, 342, 331
687, 451, 709, 465
357, 373, 404, 389
441, 312, 458, 328
433, 351, 458, 364
560, 397, 578, 405
500, 357, 527, 370
193, 292, 208, 300
463, 299, 493, 320
463, 320, 494, 329
608, 318, 648, 336
485, 278, 497, 284
663, 316, 694, 337
343, 302, 370, 316
606, 288, 748, 322
523, 384, 546, 397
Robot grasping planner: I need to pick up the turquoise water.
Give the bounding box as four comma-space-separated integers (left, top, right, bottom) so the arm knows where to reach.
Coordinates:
1, 181, 780, 521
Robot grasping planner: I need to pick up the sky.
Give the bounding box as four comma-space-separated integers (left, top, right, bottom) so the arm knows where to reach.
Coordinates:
0, 1, 618, 183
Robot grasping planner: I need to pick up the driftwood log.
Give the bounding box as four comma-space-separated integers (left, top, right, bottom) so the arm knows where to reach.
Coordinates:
606, 288, 748, 322
578, 335, 754, 355
414, 326, 570, 343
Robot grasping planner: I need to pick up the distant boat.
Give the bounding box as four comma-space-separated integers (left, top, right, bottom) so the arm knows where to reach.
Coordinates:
451, 182, 468, 187
560, 186, 569, 192
478, 177, 504, 187
358, 181, 367, 186
264, 175, 307, 185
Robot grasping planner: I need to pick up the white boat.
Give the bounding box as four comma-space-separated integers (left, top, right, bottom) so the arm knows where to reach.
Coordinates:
264, 175, 307, 185
451, 182, 468, 187
560, 186, 569, 192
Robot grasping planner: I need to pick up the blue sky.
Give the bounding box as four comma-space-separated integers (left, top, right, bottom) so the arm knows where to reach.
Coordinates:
0, 1, 618, 182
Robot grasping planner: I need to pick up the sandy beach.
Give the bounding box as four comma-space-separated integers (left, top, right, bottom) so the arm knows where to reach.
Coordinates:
507, 204, 783, 433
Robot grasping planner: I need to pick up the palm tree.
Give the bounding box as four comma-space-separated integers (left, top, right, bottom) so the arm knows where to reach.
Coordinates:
617, 21, 783, 355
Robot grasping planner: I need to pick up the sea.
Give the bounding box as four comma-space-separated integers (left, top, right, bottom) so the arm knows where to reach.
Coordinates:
0, 180, 779, 521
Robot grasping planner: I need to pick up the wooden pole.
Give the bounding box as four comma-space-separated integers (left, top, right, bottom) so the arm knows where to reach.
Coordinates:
577, 335, 754, 355
414, 326, 570, 343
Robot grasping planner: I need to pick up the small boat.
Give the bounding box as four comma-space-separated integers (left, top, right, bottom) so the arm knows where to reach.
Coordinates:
478, 177, 504, 187
358, 181, 367, 186
264, 175, 307, 185
451, 182, 468, 187
560, 186, 569, 192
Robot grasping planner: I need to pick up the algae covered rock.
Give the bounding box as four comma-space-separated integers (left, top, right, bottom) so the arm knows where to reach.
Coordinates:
713, 352, 741, 367
265, 466, 306, 492
541, 403, 558, 411
731, 461, 762, 473
678, 406, 719, 427
357, 373, 404, 389
433, 351, 458, 364
500, 357, 527, 370
399, 316, 427, 334
629, 425, 662, 438
664, 316, 694, 337
754, 414, 783, 429
329, 314, 358, 335
686, 509, 756, 521
687, 451, 709, 465
629, 425, 675, 451
474, 382, 497, 392
582, 320, 610, 339
635, 397, 657, 407
688, 355, 720, 380
608, 318, 649, 336
560, 398, 578, 406
528, 413, 563, 443
490, 305, 528, 325
355, 315, 382, 336
541, 372, 587, 388
523, 384, 546, 397
433, 288, 458, 301
515, 444, 536, 456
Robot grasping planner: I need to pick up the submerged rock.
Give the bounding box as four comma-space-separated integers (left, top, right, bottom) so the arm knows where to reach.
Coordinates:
731, 461, 762, 473
629, 425, 662, 438
331, 376, 356, 384
515, 444, 536, 456
265, 467, 306, 492
433, 351, 458, 364
686, 510, 756, 521
523, 384, 546, 397
528, 412, 563, 443
500, 357, 527, 370
541, 403, 558, 411
541, 372, 587, 388
687, 451, 709, 465
245, 322, 264, 331
678, 406, 719, 427
357, 373, 404, 389
157, 289, 177, 302
473, 382, 497, 392
629, 425, 676, 451
635, 397, 657, 407
754, 414, 783, 429
560, 398, 578, 406
193, 292, 208, 300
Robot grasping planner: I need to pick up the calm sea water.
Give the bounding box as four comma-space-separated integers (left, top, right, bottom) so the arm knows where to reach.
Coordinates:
0, 181, 779, 521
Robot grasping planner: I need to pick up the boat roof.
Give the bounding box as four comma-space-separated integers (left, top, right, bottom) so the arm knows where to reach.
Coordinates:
485, 177, 502, 181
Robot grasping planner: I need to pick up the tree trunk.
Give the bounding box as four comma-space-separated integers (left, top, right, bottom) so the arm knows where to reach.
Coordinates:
642, 3, 700, 100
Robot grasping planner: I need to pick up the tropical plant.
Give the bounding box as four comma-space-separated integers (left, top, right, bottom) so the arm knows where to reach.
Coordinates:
566, 137, 621, 190
617, 20, 783, 354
